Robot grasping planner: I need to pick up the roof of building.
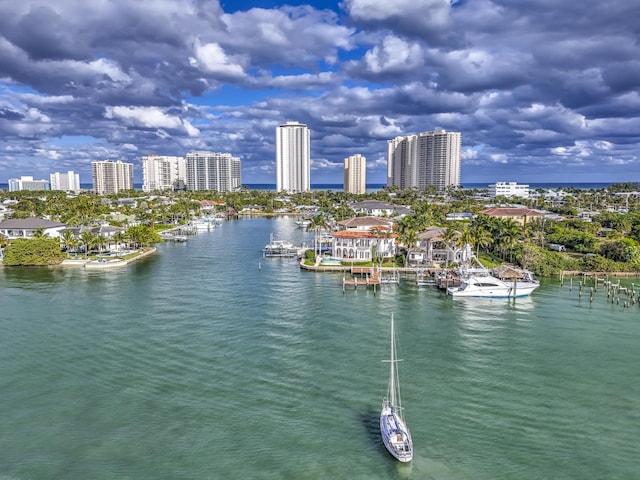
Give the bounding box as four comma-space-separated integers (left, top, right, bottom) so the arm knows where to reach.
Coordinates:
480, 207, 544, 217
348, 200, 413, 216
64, 225, 125, 235
492, 264, 525, 279
349, 199, 394, 209
0, 218, 66, 229
337, 216, 395, 228
417, 226, 447, 241
332, 229, 396, 239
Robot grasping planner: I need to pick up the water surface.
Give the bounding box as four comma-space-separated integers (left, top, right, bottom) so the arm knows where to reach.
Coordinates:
1, 217, 639, 479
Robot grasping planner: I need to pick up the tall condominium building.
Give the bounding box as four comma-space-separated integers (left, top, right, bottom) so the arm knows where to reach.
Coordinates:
344, 154, 366, 194
141, 154, 187, 192
50, 171, 81, 192
185, 151, 241, 192
91, 160, 134, 195
387, 130, 461, 191
8, 176, 49, 192
276, 121, 310, 193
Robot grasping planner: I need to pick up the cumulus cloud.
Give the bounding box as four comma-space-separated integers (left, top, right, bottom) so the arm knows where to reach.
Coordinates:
362, 36, 423, 74
343, 0, 453, 41
104, 106, 200, 137
193, 42, 247, 79
0, 0, 639, 184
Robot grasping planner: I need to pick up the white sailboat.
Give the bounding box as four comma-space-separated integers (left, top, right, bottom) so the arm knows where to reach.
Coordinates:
380, 313, 413, 462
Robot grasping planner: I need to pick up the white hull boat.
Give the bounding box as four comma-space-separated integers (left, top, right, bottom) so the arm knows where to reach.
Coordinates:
447, 268, 539, 298
262, 233, 304, 258
447, 245, 540, 298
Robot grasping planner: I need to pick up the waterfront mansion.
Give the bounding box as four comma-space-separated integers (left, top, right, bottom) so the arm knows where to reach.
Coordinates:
331, 216, 396, 262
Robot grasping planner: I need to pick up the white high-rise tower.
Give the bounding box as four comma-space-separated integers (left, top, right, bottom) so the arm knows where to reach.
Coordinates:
141, 155, 187, 192
387, 130, 461, 191
50, 171, 81, 192
91, 160, 134, 195
344, 154, 366, 194
185, 151, 241, 192
276, 122, 310, 193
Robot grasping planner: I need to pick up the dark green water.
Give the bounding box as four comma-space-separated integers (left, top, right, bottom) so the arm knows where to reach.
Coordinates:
1, 217, 639, 480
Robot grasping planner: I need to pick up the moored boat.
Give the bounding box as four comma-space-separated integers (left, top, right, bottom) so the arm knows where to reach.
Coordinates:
262, 233, 304, 258
295, 218, 311, 228
447, 246, 539, 298
446, 268, 513, 297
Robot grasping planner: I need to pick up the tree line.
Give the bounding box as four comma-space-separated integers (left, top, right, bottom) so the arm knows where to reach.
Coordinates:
3, 183, 640, 273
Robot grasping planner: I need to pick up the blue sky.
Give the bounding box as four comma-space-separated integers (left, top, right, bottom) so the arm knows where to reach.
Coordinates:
1, 0, 639, 185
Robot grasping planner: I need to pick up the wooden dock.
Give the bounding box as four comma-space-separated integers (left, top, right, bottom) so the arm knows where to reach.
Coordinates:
342, 267, 400, 291
343, 266, 379, 290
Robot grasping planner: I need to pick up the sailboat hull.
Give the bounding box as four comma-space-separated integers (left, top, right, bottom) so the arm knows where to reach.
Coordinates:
380, 404, 413, 462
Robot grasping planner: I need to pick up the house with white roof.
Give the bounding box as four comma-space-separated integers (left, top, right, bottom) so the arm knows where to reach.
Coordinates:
348, 200, 413, 218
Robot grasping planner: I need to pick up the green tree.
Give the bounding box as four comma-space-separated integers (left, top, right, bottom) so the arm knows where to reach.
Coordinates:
125, 225, 162, 248
3, 238, 65, 266
112, 231, 126, 253
442, 226, 461, 266
80, 231, 96, 255
61, 230, 79, 257
31, 228, 46, 238
599, 238, 640, 263
306, 213, 330, 257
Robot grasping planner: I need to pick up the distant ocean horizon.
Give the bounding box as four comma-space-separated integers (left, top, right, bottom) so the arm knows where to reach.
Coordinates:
0, 181, 619, 191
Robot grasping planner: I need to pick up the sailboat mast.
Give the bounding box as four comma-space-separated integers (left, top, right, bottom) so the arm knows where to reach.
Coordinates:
389, 313, 396, 406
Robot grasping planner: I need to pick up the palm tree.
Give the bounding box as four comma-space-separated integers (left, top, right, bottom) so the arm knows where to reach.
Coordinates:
61, 230, 78, 257
112, 231, 126, 254
495, 219, 521, 261
96, 234, 108, 253
471, 225, 492, 258
306, 213, 330, 257
80, 231, 95, 256
400, 229, 418, 266
442, 226, 461, 267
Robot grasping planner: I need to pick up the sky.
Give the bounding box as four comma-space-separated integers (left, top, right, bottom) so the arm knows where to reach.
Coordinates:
1, 0, 640, 186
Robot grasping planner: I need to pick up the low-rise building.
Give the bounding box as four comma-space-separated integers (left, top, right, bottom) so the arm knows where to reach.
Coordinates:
8, 176, 49, 192
348, 200, 412, 218
406, 226, 469, 266
479, 207, 543, 226
488, 182, 530, 199
0, 218, 66, 239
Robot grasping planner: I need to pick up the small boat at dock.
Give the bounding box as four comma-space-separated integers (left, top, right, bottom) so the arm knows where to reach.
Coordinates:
295, 218, 311, 228
262, 234, 305, 258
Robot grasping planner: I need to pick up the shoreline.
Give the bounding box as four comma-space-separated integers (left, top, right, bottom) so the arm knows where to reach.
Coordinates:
0, 246, 157, 269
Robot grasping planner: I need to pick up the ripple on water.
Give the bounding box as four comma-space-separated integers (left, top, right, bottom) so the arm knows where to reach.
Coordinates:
2, 221, 640, 480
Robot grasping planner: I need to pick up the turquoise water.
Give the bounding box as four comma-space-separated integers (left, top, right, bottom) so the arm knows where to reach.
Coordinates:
1, 217, 639, 479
